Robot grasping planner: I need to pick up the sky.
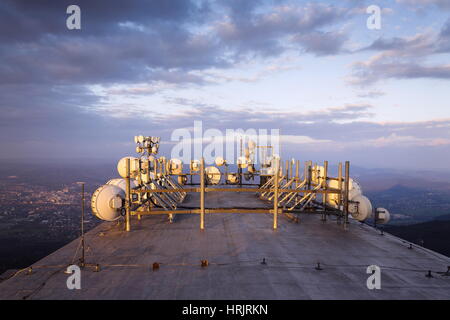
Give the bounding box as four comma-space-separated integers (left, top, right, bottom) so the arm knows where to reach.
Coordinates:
1, 0, 450, 170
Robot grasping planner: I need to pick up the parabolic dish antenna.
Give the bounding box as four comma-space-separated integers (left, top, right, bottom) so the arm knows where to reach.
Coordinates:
226, 173, 238, 184
91, 185, 124, 222
375, 207, 391, 224
349, 195, 373, 222
215, 156, 226, 167
237, 156, 248, 169
117, 157, 139, 179
106, 178, 138, 191
169, 158, 183, 175
348, 179, 362, 201
205, 166, 221, 184
191, 160, 201, 172
248, 140, 256, 150
311, 166, 325, 185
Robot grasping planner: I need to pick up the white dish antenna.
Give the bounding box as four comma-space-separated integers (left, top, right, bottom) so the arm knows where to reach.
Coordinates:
91, 185, 124, 221
117, 157, 139, 179
215, 156, 226, 167
311, 165, 325, 185
248, 139, 256, 150
237, 156, 248, 169
169, 158, 183, 175
178, 175, 187, 185
375, 207, 391, 224
205, 166, 221, 184
349, 195, 373, 222
226, 173, 238, 184
190, 160, 201, 172
106, 178, 138, 191
348, 179, 362, 200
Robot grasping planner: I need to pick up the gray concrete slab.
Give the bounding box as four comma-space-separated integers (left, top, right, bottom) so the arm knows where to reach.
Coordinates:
0, 191, 449, 300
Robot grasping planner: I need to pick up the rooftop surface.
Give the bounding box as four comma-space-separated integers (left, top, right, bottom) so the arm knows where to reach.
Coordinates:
0, 191, 449, 300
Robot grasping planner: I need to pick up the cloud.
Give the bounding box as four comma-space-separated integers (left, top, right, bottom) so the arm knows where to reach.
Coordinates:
281, 135, 331, 144
0, 1, 355, 93
350, 19, 450, 85
351, 59, 450, 85
369, 133, 450, 147
215, 3, 351, 57
1, 1, 449, 170
0, 0, 209, 43
357, 90, 385, 98
294, 31, 348, 56
396, 0, 450, 10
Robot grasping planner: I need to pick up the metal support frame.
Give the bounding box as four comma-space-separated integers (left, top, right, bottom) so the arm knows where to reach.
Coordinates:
123, 157, 351, 231
337, 162, 343, 224
200, 157, 205, 230
80, 183, 85, 267
321, 161, 328, 221
273, 158, 279, 230
344, 161, 350, 225
125, 157, 131, 232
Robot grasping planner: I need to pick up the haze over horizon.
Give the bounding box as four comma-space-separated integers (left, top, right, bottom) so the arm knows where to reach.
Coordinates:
1, 0, 450, 170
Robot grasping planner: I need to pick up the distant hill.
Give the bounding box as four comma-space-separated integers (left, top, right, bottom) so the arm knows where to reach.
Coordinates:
435, 214, 450, 221
384, 220, 450, 257
349, 166, 450, 193
0, 159, 117, 189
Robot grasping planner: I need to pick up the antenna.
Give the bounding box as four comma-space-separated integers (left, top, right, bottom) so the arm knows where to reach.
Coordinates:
78, 182, 85, 267
71, 182, 100, 272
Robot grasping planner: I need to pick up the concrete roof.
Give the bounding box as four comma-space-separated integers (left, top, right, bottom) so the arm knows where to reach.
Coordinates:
0, 191, 449, 300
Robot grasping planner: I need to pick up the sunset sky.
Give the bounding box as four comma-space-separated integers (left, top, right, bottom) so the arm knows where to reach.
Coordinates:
1, 0, 450, 170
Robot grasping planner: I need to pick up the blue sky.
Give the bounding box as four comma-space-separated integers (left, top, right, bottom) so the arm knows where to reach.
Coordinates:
1, 0, 449, 170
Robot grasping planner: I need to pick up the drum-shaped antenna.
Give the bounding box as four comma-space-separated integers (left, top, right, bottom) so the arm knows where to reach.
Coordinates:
349, 195, 373, 222
348, 178, 362, 201
169, 158, 183, 175
215, 156, 226, 167
117, 157, 139, 179
106, 178, 139, 191
237, 156, 248, 169
375, 207, 391, 224
311, 165, 325, 185
191, 160, 201, 172
205, 166, 221, 184
226, 173, 238, 184
178, 175, 188, 185
91, 185, 124, 221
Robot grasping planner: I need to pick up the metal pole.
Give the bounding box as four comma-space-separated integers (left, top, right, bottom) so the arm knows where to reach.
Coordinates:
290, 160, 293, 181
285, 160, 289, 180
295, 160, 300, 201
80, 182, 85, 267
273, 159, 279, 230
338, 162, 342, 223
304, 161, 308, 183
125, 158, 131, 232
200, 157, 205, 230
322, 161, 328, 221
344, 161, 350, 225
307, 161, 312, 190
